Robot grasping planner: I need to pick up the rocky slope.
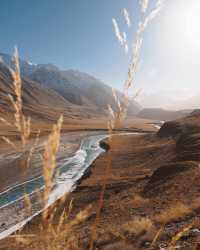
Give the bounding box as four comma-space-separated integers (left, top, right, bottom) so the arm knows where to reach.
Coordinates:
0, 61, 108, 139
145, 111, 200, 196
1, 107, 200, 249
0, 53, 141, 116
158, 109, 200, 137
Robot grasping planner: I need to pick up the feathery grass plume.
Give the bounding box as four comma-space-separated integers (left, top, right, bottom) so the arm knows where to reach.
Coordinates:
132, 0, 164, 86
8, 47, 31, 148
24, 193, 32, 215
108, 105, 115, 130
123, 31, 127, 43
90, 3, 164, 249
10, 48, 22, 128
166, 224, 192, 250
112, 87, 122, 115
125, 43, 129, 54
1, 49, 90, 249
122, 0, 164, 116
151, 226, 164, 247
108, 88, 124, 129
3, 1, 165, 248
56, 207, 68, 234
138, 0, 164, 35
132, 88, 142, 99
112, 18, 129, 54
122, 32, 129, 54
26, 129, 41, 168
108, 105, 115, 120
42, 115, 63, 207
123, 8, 131, 27
154, 202, 191, 224
124, 37, 143, 93
121, 217, 153, 236
0, 117, 12, 126
112, 18, 124, 45
15, 205, 92, 250
1, 136, 16, 149
140, 0, 149, 13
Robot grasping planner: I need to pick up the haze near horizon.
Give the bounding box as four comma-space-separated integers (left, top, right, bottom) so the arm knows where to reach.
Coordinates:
0, 0, 199, 110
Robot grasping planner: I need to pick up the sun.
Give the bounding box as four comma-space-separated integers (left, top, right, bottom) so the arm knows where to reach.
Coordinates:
161, 0, 200, 55
184, 1, 200, 47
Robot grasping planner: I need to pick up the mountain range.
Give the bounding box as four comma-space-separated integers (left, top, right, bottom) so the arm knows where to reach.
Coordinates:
0, 53, 141, 123
1, 52, 198, 127
136, 108, 191, 121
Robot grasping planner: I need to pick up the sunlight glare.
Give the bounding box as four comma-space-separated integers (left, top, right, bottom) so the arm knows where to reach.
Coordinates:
180, 1, 200, 49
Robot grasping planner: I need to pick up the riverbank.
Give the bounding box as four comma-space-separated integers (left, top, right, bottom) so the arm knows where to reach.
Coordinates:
0, 131, 111, 240
2, 125, 200, 249
0, 131, 178, 249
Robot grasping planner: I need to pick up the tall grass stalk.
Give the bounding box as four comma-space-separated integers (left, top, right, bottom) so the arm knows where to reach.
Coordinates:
89, 1, 164, 249
1, 1, 166, 249
42, 115, 63, 217
8, 48, 31, 149
3, 50, 93, 249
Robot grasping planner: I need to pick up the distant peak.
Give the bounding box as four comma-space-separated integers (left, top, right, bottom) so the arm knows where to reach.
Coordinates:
28, 61, 37, 66
37, 63, 59, 71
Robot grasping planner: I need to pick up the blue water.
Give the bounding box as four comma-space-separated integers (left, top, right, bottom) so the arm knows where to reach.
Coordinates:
0, 134, 108, 209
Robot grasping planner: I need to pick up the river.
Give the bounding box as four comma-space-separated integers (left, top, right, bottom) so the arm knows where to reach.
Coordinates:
0, 133, 109, 240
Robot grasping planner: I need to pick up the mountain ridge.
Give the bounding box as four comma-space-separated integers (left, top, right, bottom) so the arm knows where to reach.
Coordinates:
0, 53, 141, 115
137, 108, 190, 121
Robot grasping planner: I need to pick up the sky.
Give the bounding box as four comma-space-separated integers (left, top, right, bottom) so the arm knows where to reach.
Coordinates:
0, 0, 200, 109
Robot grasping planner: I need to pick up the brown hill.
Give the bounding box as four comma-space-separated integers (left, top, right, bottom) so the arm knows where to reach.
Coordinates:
158, 110, 200, 137
137, 108, 189, 121
2, 108, 200, 249
0, 53, 142, 117
176, 133, 200, 161
0, 61, 150, 141
144, 111, 200, 198
0, 62, 108, 138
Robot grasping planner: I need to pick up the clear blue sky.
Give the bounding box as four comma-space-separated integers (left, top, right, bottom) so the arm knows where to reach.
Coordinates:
0, 0, 137, 87
1, 0, 200, 108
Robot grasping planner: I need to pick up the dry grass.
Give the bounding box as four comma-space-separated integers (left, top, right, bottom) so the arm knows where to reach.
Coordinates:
31, 204, 92, 250
0, 49, 90, 249
1, 136, 17, 149
110, 0, 164, 125
154, 197, 200, 226
154, 202, 191, 225
90, 1, 165, 249
0, 1, 168, 249
132, 194, 149, 208
6, 203, 93, 250
121, 217, 154, 237
42, 115, 63, 206
166, 224, 192, 250
8, 48, 31, 149
0, 48, 32, 172
89, 0, 164, 247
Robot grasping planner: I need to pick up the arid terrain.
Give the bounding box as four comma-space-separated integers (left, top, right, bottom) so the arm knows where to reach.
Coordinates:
0, 54, 200, 250
1, 0, 200, 249
0, 56, 162, 250
0, 110, 200, 249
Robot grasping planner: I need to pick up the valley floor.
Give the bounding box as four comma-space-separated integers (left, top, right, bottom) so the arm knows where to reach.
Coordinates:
1, 127, 200, 249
